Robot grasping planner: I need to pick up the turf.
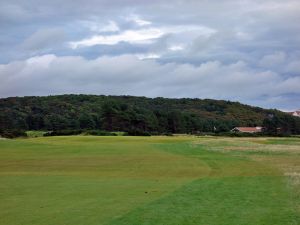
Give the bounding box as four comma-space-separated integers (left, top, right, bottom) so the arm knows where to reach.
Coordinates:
25, 130, 47, 138
0, 136, 299, 225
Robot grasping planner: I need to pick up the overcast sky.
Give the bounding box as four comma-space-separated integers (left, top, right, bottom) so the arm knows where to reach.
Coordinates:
1, 0, 300, 110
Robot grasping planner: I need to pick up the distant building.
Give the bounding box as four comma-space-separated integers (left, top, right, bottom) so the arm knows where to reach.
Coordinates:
231, 127, 263, 133
287, 110, 300, 117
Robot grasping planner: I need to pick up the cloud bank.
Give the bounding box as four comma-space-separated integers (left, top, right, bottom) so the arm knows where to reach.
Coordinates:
1, 54, 299, 109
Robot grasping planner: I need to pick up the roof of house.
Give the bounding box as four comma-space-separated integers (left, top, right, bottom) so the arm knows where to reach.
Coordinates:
287, 110, 300, 117
232, 127, 262, 132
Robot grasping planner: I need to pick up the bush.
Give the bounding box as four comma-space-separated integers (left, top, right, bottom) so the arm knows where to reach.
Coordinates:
214, 132, 263, 137
195, 132, 215, 136
44, 130, 83, 136
85, 130, 117, 136
43, 129, 119, 136
0, 129, 27, 138
125, 129, 151, 136
213, 132, 291, 137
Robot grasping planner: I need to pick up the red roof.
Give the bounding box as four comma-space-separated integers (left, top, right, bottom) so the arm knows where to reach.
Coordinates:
232, 127, 262, 132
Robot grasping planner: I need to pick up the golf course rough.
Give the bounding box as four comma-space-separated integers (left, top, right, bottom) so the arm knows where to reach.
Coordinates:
0, 136, 299, 225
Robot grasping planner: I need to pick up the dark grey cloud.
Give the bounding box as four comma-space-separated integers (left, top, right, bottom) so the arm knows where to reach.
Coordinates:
0, 0, 299, 110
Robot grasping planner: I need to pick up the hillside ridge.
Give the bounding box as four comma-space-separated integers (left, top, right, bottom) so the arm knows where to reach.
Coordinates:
1, 94, 299, 134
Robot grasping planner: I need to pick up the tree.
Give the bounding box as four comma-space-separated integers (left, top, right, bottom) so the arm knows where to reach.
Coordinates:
79, 114, 96, 129
101, 101, 120, 131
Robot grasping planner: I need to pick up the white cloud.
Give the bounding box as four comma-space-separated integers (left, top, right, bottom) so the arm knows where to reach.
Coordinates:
134, 18, 152, 26
26, 54, 56, 67
136, 53, 161, 60
69, 24, 216, 49
260, 51, 286, 68
163, 25, 216, 36
88, 20, 120, 33
69, 28, 164, 48
125, 14, 152, 26
169, 45, 184, 51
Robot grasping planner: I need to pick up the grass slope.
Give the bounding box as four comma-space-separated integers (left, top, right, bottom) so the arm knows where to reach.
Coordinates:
0, 136, 299, 225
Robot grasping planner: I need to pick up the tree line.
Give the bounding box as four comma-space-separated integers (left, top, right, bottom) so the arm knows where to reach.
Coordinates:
1, 94, 299, 137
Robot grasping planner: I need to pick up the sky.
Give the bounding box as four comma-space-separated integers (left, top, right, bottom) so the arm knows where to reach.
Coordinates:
0, 0, 300, 110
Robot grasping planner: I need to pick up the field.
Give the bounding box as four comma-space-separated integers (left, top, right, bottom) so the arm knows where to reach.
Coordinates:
0, 136, 300, 225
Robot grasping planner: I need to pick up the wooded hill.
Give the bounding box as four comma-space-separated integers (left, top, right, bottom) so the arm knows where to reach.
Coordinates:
1, 94, 299, 135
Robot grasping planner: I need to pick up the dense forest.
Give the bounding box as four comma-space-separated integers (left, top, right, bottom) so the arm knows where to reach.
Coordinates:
1, 94, 300, 136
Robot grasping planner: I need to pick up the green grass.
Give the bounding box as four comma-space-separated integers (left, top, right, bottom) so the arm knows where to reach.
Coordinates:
0, 136, 299, 225
109, 177, 296, 225
259, 138, 300, 145
25, 130, 47, 138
